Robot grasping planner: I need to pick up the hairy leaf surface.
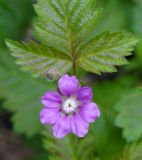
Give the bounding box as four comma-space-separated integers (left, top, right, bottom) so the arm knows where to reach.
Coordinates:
78, 32, 139, 74
6, 40, 72, 80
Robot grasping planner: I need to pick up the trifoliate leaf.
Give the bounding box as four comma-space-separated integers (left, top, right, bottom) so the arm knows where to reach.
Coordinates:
78, 31, 139, 74
115, 90, 142, 142
6, 40, 72, 80
6, 0, 102, 79
6, 0, 139, 79
120, 141, 142, 160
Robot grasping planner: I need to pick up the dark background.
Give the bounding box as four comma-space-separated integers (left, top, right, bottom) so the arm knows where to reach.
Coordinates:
0, 0, 142, 160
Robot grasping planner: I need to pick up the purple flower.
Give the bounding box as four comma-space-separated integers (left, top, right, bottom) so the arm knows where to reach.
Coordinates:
40, 74, 100, 139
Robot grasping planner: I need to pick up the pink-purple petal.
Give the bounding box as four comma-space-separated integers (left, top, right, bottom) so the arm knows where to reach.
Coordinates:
80, 102, 100, 123
40, 108, 60, 125
53, 115, 71, 139
71, 113, 89, 137
77, 87, 93, 103
41, 91, 61, 108
58, 74, 79, 97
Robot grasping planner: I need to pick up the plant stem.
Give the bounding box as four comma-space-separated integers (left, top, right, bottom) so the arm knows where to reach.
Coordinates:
73, 60, 76, 75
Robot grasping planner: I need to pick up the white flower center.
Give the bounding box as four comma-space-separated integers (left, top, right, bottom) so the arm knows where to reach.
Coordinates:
62, 96, 79, 114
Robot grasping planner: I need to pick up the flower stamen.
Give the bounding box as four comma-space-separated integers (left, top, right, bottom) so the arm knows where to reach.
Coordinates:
62, 97, 78, 114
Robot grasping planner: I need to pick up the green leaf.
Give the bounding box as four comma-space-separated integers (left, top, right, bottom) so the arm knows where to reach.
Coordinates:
78, 31, 139, 74
7, 0, 102, 79
0, 49, 55, 136
6, 40, 72, 80
6, 0, 138, 79
120, 141, 142, 160
115, 90, 142, 142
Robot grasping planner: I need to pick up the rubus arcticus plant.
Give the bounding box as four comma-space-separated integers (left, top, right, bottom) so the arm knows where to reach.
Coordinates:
6, 0, 139, 146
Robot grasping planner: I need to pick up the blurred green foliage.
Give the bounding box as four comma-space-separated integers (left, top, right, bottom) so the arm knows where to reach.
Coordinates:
0, 0, 34, 45
120, 141, 142, 160
0, 0, 142, 160
0, 52, 55, 136
115, 90, 142, 142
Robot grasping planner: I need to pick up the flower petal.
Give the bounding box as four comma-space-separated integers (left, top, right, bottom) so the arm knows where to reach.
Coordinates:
41, 91, 61, 108
77, 87, 93, 103
53, 115, 71, 139
80, 102, 100, 123
71, 113, 89, 137
58, 74, 79, 97
40, 108, 60, 125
